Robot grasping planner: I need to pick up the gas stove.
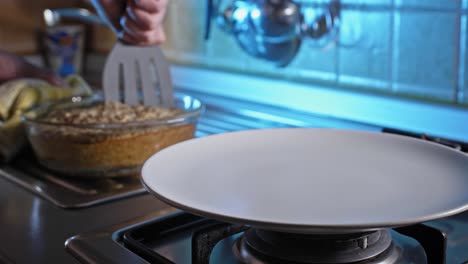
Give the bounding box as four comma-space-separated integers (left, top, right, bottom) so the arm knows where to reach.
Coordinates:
64, 124, 468, 264
66, 211, 457, 264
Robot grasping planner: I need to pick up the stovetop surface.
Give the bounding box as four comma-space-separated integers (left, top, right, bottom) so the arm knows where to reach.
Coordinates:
0, 174, 170, 264
0, 151, 145, 209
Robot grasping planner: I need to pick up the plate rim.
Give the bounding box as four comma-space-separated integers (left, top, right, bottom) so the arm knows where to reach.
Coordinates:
141, 179, 468, 233
141, 128, 468, 233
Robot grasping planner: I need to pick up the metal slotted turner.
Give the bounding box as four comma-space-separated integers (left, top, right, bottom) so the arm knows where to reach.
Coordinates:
102, 42, 174, 107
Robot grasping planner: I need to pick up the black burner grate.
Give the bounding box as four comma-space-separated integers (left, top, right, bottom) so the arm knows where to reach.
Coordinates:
120, 212, 446, 264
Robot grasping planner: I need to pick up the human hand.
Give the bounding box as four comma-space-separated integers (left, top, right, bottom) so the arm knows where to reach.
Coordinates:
0, 50, 63, 85
92, 0, 168, 45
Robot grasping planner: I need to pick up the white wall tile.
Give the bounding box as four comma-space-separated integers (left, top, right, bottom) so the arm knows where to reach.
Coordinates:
394, 11, 457, 100
341, 0, 391, 6
288, 41, 338, 82
166, 2, 206, 57
205, 27, 250, 70
245, 56, 299, 80
395, 0, 459, 9
338, 10, 392, 89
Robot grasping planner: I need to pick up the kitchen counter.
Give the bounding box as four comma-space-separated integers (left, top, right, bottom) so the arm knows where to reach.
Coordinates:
0, 175, 170, 263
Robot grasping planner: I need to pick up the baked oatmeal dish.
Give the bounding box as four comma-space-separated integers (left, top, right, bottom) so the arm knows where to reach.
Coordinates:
22, 93, 203, 178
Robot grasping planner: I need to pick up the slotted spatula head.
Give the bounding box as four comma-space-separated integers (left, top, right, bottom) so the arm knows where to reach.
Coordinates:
102, 42, 174, 107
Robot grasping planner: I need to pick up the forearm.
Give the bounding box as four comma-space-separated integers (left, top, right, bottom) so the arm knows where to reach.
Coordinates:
0, 50, 26, 83
0, 50, 62, 85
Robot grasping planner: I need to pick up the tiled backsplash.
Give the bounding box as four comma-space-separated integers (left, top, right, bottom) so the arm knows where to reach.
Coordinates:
161, 0, 468, 106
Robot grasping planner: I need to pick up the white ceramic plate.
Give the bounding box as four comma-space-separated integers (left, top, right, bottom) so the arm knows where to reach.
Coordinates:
142, 128, 468, 234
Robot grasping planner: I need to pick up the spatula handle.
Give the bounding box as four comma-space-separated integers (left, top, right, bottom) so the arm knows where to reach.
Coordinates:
89, 0, 126, 35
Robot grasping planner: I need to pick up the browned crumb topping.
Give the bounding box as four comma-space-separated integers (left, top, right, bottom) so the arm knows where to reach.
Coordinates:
42, 102, 183, 125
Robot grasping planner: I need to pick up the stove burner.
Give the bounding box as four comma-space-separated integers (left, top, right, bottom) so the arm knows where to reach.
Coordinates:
233, 229, 395, 263
64, 212, 449, 264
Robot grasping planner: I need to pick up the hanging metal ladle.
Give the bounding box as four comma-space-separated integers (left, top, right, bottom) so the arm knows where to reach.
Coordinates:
205, 0, 340, 66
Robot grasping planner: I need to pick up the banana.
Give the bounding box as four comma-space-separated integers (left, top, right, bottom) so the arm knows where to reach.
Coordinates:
0, 75, 94, 162
65, 75, 93, 96
0, 79, 48, 120
0, 81, 24, 120
10, 87, 41, 116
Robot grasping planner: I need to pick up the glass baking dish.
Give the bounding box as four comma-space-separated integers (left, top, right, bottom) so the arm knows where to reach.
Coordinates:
22, 93, 203, 178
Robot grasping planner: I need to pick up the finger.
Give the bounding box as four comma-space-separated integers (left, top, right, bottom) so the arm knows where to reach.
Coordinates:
120, 14, 148, 39
154, 26, 166, 43
94, 0, 126, 32
130, 0, 167, 13
121, 26, 165, 45
126, 6, 157, 30
120, 14, 155, 43
121, 32, 142, 45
